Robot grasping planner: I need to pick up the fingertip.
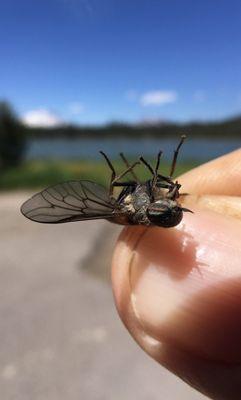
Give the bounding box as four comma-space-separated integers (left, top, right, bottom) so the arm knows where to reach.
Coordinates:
178, 148, 241, 196
112, 210, 241, 364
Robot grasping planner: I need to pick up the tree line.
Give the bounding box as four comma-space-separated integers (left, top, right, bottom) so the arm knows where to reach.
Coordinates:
27, 117, 241, 139
0, 101, 240, 169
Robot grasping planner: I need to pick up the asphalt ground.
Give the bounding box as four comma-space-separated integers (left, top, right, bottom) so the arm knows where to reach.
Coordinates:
0, 192, 207, 400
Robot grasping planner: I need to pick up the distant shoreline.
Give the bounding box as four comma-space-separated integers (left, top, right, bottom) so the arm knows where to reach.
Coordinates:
25, 115, 241, 139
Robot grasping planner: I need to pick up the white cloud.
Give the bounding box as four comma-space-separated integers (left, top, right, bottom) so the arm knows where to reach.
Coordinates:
140, 90, 178, 106
21, 109, 63, 127
193, 90, 206, 102
68, 102, 85, 115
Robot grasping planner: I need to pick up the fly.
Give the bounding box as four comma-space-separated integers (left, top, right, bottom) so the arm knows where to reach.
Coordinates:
20, 135, 192, 228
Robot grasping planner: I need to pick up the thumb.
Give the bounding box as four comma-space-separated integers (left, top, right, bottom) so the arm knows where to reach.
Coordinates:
111, 205, 241, 400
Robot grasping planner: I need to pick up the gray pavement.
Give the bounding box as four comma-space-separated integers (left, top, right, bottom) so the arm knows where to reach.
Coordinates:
0, 192, 207, 400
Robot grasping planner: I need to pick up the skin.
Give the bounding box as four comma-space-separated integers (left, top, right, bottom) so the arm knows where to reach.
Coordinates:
111, 148, 241, 400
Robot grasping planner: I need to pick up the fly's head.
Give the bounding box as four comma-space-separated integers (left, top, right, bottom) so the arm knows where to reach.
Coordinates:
147, 181, 192, 228
147, 198, 183, 227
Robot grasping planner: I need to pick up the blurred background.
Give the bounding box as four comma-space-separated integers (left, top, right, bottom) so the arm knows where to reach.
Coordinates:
0, 0, 240, 399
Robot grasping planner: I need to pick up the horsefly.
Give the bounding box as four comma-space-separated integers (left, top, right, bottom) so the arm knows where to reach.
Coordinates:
21, 135, 192, 228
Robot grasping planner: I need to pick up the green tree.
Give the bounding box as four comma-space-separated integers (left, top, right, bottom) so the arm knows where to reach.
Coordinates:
0, 101, 26, 169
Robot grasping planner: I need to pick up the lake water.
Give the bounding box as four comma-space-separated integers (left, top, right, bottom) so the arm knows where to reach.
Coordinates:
26, 137, 241, 162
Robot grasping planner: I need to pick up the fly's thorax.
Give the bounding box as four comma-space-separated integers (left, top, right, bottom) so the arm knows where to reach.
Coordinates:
147, 198, 183, 228
122, 194, 136, 213
116, 184, 151, 225
122, 184, 150, 211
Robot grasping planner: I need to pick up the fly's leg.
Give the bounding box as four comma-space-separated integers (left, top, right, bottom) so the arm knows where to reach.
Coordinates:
119, 153, 140, 183
113, 181, 136, 187
100, 151, 139, 196
154, 151, 162, 176
139, 156, 155, 175
112, 161, 140, 185
151, 150, 163, 189
100, 151, 117, 196
167, 182, 181, 200
140, 153, 171, 188
170, 135, 186, 178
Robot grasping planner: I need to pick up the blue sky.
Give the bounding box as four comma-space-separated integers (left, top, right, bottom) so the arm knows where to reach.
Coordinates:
1, 0, 241, 126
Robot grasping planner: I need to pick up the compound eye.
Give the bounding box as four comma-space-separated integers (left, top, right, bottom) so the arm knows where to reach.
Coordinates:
147, 203, 183, 228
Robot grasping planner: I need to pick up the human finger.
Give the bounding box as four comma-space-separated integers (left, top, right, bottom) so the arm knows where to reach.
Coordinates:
178, 148, 241, 196
112, 209, 241, 399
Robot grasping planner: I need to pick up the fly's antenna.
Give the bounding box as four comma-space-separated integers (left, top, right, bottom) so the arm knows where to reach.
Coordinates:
119, 152, 140, 182
181, 207, 193, 213
169, 135, 186, 178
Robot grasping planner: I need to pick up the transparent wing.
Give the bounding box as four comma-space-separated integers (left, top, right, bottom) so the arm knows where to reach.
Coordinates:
21, 180, 118, 224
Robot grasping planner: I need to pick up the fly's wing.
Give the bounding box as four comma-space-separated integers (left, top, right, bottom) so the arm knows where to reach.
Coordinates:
21, 180, 118, 223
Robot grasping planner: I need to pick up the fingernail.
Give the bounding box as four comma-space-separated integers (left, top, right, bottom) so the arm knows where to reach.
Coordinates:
115, 209, 241, 363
